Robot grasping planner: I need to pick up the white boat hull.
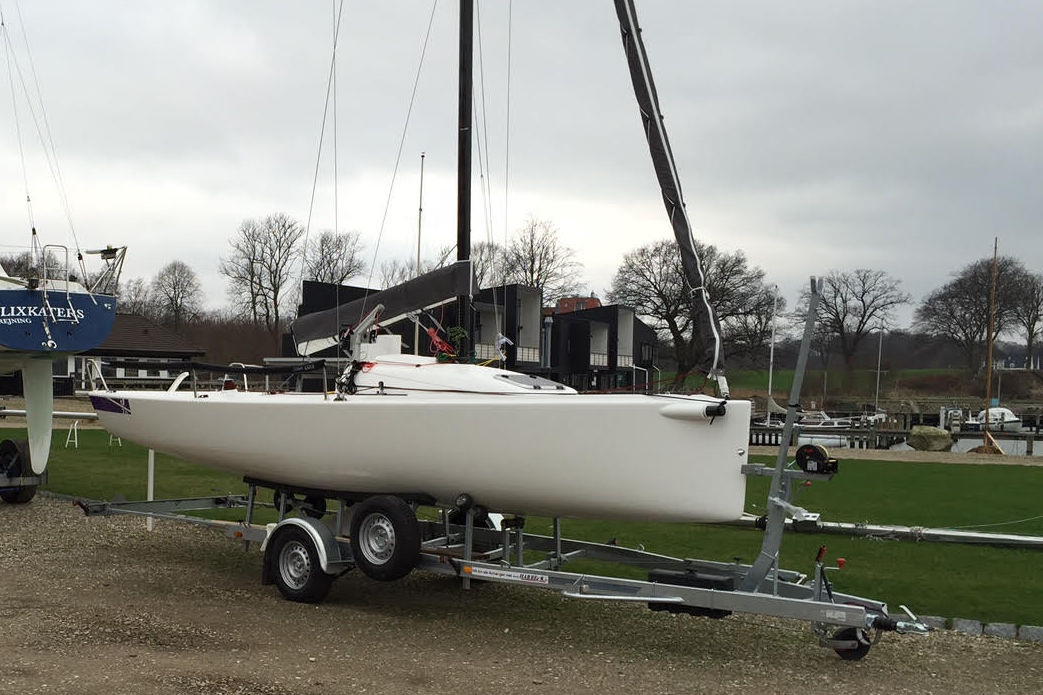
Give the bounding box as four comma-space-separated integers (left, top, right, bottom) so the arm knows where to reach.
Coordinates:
90, 388, 750, 522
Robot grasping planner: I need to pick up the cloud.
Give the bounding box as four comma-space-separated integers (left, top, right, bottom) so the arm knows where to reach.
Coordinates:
3, 0, 1040, 328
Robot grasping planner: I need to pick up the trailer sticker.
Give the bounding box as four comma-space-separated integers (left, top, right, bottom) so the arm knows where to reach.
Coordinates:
824, 610, 849, 621
468, 566, 549, 585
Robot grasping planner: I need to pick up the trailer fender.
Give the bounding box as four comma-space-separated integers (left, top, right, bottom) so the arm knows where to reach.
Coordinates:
260, 517, 352, 585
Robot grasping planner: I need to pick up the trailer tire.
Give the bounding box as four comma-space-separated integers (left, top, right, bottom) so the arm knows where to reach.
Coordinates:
0, 486, 36, 504
350, 495, 420, 581
268, 525, 334, 603
832, 627, 872, 661
0, 439, 36, 504
302, 495, 327, 519
273, 488, 294, 516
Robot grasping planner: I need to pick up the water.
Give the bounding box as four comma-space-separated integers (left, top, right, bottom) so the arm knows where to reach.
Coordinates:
891, 438, 1031, 456
796, 434, 1033, 456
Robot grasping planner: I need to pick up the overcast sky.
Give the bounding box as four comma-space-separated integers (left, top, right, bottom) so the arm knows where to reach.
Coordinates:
2, 1, 1041, 327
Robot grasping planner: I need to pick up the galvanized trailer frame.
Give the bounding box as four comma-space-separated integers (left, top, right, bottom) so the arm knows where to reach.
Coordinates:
79, 480, 925, 661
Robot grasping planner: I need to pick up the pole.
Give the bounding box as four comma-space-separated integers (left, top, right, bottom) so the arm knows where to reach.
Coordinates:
767, 286, 778, 398
146, 449, 155, 532
984, 238, 998, 443
874, 325, 884, 413
455, 0, 474, 358
415, 152, 425, 355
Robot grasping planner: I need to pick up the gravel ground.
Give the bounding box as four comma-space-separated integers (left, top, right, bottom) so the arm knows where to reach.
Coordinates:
2, 497, 1041, 695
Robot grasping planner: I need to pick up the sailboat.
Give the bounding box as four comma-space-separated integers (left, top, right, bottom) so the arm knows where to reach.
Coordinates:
0, 13, 125, 504
89, 1, 748, 524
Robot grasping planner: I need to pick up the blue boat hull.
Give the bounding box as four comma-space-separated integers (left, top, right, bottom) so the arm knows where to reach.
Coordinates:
0, 288, 117, 355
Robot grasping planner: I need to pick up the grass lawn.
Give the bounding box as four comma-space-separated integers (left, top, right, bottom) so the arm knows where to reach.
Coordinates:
16, 427, 1043, 626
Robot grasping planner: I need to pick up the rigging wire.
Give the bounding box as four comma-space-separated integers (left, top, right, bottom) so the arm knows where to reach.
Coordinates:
1, 5, 35, 231
11, 0, 80, 258
501, 0, 513, 297
296, 0, 345, 359
301, 0, 346, 278
2, 0, 84, 275
472, 0, 502, 356
358, 0, 440, 324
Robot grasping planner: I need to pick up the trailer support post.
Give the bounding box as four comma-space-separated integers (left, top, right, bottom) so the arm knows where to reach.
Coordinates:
242, 484, 257, 551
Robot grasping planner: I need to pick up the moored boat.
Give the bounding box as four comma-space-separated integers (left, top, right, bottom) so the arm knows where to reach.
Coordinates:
962, 406, 1022, 433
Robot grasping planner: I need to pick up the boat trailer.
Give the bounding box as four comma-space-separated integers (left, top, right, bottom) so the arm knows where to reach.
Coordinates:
76, 279, 928, 659
78, 462, 925, 662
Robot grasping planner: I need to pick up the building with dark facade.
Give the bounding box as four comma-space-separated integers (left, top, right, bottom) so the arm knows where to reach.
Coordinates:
286, 280, 658, 393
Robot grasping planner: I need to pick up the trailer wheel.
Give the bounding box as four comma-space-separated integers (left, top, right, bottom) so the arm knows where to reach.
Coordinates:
273, 488, 294, 515
0, 439, 36, 505
350, 495, 420, 581
269, 525, 334, 603
302, 495, 327, 519
0, 485, 37, 504
832, 627, 872, 661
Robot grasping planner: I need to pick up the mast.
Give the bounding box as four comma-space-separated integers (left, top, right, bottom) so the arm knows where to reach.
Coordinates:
456, 0, 474, 357
613, 0, 728, 396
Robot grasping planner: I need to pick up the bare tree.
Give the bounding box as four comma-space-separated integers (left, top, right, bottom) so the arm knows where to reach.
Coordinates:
1011, 272, 1043, 367
797, 269, 910, 381
724, 284, 786, 365
151, 260, 202, 330
471, 240, 505, 289
376, 245, 455, 290
608, 239, 774, 385
916, 256, 1028, 373
219, 213, 305, 333
220, 219, 265, 325
118, 277, 160, 321
377, 258, 413, 290
0, 249, 63, 279
502, 218, 583, 304
304, 230, 366, 285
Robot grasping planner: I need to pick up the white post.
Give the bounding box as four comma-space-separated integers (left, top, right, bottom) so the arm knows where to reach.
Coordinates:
767, 286, 778, 398
874, 326, 884, 413
147, 449, 155, 532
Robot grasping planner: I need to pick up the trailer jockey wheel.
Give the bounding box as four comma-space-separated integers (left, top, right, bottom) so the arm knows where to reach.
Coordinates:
350, 495, 421, 581
832, 626, 872, 661
268, 525, 334, 603
0, 439, 36, 505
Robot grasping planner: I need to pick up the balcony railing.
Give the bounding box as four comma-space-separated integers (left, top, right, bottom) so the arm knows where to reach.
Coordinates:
474, 344, 540, 363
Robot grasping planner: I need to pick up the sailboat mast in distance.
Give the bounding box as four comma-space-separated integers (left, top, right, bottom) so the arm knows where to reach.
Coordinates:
455, 0, 474, 357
